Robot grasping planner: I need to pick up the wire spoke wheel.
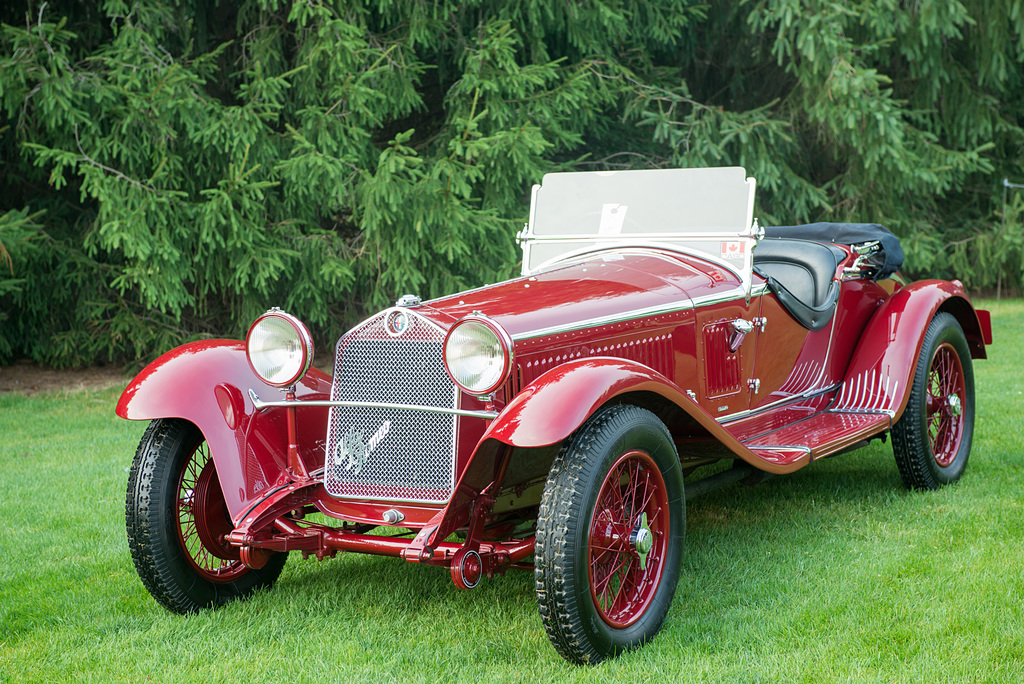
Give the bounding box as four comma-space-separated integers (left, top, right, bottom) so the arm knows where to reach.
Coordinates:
535, 405, 684, 665
126, 419, 286, 613
177, 443, 248, 581
588, 450, 669, 628
925, 342, 966, 468
893, 313, 975, 489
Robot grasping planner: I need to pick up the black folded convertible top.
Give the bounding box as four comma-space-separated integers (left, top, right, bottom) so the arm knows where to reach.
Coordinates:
763, 222, 904, 280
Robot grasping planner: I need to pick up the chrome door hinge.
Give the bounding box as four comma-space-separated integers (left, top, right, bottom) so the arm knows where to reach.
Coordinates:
747, 378, 761, 394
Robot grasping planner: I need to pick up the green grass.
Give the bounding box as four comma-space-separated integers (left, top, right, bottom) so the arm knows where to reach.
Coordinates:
1, 300, 1022, 683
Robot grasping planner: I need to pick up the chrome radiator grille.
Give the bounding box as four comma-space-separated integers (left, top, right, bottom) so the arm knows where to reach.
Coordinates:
323, 309, 458, 503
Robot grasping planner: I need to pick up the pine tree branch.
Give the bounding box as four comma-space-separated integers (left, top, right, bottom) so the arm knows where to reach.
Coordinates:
73, 126, 161, 193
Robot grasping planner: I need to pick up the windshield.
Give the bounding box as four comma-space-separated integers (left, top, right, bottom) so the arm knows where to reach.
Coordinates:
520, 167, 758, 290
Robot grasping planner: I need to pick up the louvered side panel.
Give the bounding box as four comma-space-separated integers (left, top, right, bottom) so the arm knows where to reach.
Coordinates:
702, 322, 741, 397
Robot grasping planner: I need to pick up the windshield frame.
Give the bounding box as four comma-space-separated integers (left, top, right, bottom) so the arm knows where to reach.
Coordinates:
519, 167, 760, 294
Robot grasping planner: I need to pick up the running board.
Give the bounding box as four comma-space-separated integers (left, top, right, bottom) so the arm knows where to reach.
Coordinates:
743, 410, 891, 463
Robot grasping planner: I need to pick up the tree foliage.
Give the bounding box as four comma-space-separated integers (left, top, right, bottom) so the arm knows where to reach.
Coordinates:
1, 0, 1022, 366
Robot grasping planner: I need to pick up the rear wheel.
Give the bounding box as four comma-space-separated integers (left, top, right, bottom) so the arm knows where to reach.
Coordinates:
535, 405, 684, 665
125, 419, 286, 613
892, 313, 975, 489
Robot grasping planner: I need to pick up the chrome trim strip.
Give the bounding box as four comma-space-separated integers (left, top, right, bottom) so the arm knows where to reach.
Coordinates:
248, 389, 498, 419
693, 283, 768, 307
829, 408, 895, 418
511, 299, 697, 342
510, 283, 769, 342
803, 313, 838, 392
745, 444, 813, 454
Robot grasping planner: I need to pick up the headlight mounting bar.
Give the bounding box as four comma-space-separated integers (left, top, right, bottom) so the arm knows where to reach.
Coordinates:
247, 389, 498, 419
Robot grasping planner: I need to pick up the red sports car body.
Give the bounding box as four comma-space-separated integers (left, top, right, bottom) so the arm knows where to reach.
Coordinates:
118, 167, 991, 664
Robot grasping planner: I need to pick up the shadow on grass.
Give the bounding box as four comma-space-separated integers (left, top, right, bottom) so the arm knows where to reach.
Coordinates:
265, 544, 538, 631
653, 444, 919, 651
241, 443, 912, 668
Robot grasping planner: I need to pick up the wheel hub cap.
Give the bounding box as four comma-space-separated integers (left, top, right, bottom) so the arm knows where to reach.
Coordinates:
946, 394, 962, 417
629, 512, 653, 570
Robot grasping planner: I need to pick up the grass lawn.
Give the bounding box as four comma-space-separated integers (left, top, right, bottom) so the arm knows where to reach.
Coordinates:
1, 300, 1021, 683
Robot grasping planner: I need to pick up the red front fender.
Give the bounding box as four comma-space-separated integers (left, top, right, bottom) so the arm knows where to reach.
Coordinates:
116, 340, 332, 522
479, 356, 808, 473
834, 280, 989, 419
482, 357, 696, 448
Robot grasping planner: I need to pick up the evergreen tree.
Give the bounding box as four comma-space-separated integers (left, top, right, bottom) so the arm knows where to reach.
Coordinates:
1, 1, 1021, 366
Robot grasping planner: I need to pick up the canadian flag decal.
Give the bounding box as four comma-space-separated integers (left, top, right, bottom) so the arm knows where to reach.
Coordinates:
721, 241, 746, 260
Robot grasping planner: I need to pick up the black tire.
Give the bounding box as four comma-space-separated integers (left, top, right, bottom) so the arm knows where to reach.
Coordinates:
892, 312, 975, 489
535, 405, 685, 665
125, 418, 286, 613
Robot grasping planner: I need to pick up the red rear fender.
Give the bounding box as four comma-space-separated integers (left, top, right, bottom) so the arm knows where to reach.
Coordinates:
834, 280, 988, 420
117, 340, 332, 522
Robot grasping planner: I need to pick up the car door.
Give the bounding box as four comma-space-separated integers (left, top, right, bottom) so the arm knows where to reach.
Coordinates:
694, 294, 761, 418
745, 285, 836, 412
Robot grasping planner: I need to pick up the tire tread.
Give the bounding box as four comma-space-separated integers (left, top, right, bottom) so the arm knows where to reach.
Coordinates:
534, 405, 683, 665
125, 419, 285, 614
892, 312, 974, 490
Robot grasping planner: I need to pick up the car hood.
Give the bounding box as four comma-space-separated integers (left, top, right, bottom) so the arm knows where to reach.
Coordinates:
418, 249, 739, 339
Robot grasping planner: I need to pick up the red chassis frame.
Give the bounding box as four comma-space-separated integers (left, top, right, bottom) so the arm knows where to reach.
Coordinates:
117, 269, 990, 587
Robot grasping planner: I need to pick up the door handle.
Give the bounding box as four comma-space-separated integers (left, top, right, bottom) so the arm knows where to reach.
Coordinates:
728, 319, 754, 352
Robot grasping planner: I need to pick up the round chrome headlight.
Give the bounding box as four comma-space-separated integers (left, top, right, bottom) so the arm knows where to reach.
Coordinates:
443, 315, 513, 397
246, 309, 314, 388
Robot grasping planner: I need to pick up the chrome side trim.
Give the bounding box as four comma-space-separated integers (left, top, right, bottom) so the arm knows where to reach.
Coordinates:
511, 299, 697, 342
830, 408, 896, 417
802, 312, 839, 392
510, 283, 769, 342
248, 389, 498, 419
746, 444, 813, 454
693, 283, 768, 307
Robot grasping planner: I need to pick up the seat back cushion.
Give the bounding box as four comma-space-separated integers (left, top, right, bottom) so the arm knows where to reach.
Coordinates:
752, 238, 846, 330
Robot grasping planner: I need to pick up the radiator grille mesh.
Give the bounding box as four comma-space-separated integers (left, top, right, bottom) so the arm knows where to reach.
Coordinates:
323, 310, 457, 503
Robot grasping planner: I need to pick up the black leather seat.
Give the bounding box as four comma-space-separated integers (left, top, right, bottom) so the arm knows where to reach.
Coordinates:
763, 222, 903, 280
752, 238, 846, 331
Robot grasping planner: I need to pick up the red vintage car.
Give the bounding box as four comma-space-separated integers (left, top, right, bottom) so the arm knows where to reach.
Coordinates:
118, 167, 991, 664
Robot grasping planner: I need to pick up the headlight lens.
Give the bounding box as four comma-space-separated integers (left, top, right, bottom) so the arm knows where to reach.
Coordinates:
246, 309, 314, 387
443, 315, 512, 396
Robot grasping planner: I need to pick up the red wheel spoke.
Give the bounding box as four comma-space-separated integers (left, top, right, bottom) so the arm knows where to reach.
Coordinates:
626, 461, 642, 519
635, 476, 656, 518
593, 554, 628, 599
609, 466, 627, 517
925, 343, 966, 468
588, 449, 670, 628
607, 559, 633, 614
175, 440, 246, 580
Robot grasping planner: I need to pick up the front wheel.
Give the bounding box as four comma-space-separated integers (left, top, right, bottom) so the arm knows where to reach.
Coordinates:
125, 418, 286, 613
535, 405, 685, 665
892, 312, 975, 489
